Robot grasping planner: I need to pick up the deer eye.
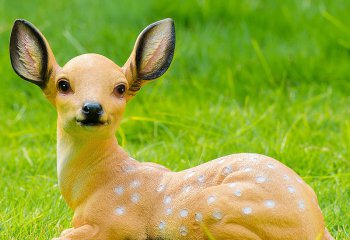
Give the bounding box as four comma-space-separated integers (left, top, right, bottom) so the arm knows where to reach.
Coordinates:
57, 79, 71, 93
114, 84, 126, 97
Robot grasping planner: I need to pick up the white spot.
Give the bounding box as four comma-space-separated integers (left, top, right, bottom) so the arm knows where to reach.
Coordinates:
180, 209, 188, 218
114, 186, 124, 195
157, 184, 165, 192
115, 206, 125, 216
297, 178, 303, 183
179, 225, 188, 236
222, 165, 233, 176
124, 165, 136, 172
213, 210, 223, 220
242, 207, 252, 215
130, 180, 141, 188
198, 175, 205, 183
267, 163, 275, 169
250, 155, 259, 162
195, 212, 203, 222
234, 189, 242, 197
298, 200, 305, 210
218, 158, 226, 164
287, 186, 296, 193
183, 185, 192, 193
185, 171, 195, 179
164, 196, 172, 205
166, 208, 173, 215
243, 167, 252, 172
283, 174, 290, 181
264, 200, 276, 208
207, 195, 216, 204
256, 176, 267, 183
131, 193, 140, 203
159, 221, 166, 230
228, 182, 236, 188
143, 166, 156, 170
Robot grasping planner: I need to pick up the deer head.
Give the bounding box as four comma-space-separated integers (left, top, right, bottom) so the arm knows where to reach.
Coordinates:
10, 19, 175, 138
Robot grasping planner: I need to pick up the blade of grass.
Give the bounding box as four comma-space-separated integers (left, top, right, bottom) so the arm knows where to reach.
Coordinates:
251, 39, 275, 85
200, 223, 216, 240
322, 11, 350, 35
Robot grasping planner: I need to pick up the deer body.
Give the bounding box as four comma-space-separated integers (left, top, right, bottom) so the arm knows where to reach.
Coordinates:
56, 132, 327, 240
10, 19, 333, 240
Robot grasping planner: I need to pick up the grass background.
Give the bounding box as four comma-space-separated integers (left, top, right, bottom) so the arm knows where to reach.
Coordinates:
0, 0, 349, 239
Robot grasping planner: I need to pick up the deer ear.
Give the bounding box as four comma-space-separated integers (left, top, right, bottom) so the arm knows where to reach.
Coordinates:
10, 19, 56, 88
123, 18, 175, 99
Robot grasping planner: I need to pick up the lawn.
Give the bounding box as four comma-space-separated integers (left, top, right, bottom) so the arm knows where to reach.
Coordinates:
0, 0, 349, 239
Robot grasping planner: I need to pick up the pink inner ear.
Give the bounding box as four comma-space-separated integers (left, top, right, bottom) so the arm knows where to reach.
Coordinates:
139, 24, 170, 75
17, 29, 42, 79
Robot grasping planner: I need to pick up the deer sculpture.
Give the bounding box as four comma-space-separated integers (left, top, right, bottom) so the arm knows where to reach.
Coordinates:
10, 18, 333, 240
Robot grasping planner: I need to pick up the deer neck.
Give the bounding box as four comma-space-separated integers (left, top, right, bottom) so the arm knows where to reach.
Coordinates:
56, 123, 135, 209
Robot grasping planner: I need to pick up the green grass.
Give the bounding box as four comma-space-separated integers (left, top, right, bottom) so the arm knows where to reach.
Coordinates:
0, 0, 349, 239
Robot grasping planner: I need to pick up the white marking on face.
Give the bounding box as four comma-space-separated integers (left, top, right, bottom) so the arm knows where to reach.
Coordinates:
256, 176, 267, 183
242, 207, 252, 215
159, 221, 166, 230
213, 210, 223, 220
264, 200, 276, 208
164, 196, 172, 205
131, 193, 140, 203
115, 206, 125, 216
287, 186, 296, 193
222, 165, 233, 176
195, 212, 203, 222
183, 185, 192, 193
207, 195, 216, 204
198, 175, 205, 183
166, 208, 173, 215
180, 209, 188, 218
157, 184, 165, 192
114, 186, 124, 196
228, 182, 236, 188
130, 180, 141, 188
179, 225, 188, 236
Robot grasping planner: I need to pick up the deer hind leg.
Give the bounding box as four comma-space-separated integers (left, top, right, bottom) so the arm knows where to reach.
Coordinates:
201, 222, 262, 240
191, 175, 325, 239
52, 224, 99, 240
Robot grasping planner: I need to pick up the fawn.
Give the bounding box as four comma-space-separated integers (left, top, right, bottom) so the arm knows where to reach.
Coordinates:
10, 18, 333, 240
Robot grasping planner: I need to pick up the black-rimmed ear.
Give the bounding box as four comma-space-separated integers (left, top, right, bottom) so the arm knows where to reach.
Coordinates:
123, 18, 175, 99
10, 19, 57, 88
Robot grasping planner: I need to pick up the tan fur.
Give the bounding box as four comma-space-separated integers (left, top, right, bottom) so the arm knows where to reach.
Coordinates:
10, 19, 333, 240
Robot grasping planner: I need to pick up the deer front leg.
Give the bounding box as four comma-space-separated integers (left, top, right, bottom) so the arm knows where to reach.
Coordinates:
52, 224, 99, 240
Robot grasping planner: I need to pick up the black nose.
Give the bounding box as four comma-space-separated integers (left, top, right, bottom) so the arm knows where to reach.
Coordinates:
82, 102, 103, 119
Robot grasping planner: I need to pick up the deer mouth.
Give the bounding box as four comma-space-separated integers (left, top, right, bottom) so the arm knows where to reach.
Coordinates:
76, 119, 107, 127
